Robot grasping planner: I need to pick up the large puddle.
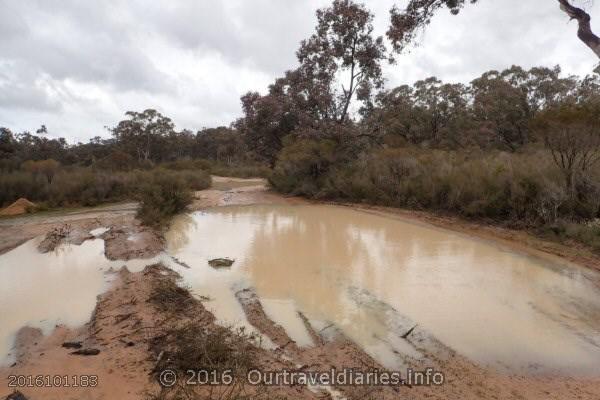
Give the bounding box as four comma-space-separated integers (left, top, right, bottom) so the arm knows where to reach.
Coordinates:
0, 234, 161, 365
2, 204, 600, 375
165, 204, 600, 375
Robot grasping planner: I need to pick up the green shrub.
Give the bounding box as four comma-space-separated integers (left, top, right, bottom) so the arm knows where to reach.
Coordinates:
566, 223, 600, 252
162, 158, 271, 179
209, 163, 271, 179
160, 168, 211, 191
0, 165, 210, 213
162, 159, 212, 172
269, 138, 338, 196
136, 171, 194, 227
0, 169, 133, 207
539, 221, 600, 253
271, 141, 600, 228
95, 150, 136, 171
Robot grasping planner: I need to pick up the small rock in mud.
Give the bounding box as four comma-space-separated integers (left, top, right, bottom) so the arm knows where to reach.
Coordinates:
61, 341, 83, 349
70, 348, 101, 356
208, 258, 235, 268
6, 391, 28, 400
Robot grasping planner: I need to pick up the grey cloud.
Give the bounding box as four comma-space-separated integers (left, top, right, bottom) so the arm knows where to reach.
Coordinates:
0, 3, 28, 38
0, 62, 62, 112
0, 0, 171, 93
0, 0, 597, 142
138, 0, 323, 74
144, 1, 240, 51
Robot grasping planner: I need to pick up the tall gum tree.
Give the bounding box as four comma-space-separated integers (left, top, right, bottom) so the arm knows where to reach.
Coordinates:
297, 0, 386, 123
110, 109, 174, 163
237, 0, 387, 164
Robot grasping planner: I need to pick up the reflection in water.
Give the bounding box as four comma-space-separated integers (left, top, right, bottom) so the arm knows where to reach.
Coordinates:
166, 204, 600, 375
0, 237, 163, 365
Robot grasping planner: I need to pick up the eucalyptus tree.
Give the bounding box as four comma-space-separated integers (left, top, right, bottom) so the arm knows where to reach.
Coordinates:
297, 0, 387, 123
111, 109, 175, 163
238, 0, 387, 164
533, 104, 600, 195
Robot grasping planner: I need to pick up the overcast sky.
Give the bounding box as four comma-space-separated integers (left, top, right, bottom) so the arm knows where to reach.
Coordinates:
0, 0, 598, 143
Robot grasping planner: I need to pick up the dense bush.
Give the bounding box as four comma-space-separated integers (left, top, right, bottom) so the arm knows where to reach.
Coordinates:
0, 169, 133, 208
269, 138, 338, 196
162, 159, 212, 172
538, 221, 600, 253
0, 167, 211, 211
209, 163, 271, 179
161, 158, 270, 179
136, 171, 196, 227
270, 139, 600, 250
164, 168, 212, 191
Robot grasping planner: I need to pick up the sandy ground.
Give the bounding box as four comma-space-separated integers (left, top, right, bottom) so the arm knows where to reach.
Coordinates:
1, 176, 600, 399
190, 176, 305, 209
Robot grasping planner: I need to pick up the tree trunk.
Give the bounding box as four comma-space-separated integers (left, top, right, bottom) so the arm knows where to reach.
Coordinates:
145, 131, 151, 161
558, 0, 600, 59
339, 38, 358, 123
564, 168, 575, 198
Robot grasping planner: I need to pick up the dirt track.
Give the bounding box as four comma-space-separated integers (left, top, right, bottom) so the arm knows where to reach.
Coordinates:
1, 176, 600, 399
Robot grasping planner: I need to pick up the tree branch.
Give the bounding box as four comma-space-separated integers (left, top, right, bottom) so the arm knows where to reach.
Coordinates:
558, 0, 600, 59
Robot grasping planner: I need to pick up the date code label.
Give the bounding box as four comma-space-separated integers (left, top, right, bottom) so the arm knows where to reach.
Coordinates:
8, 375, 98, 388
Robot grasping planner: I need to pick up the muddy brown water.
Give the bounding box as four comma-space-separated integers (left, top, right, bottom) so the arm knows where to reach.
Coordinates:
0, 233, 163, 365
165, 204, 600, 375
2, 203, 600, 376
